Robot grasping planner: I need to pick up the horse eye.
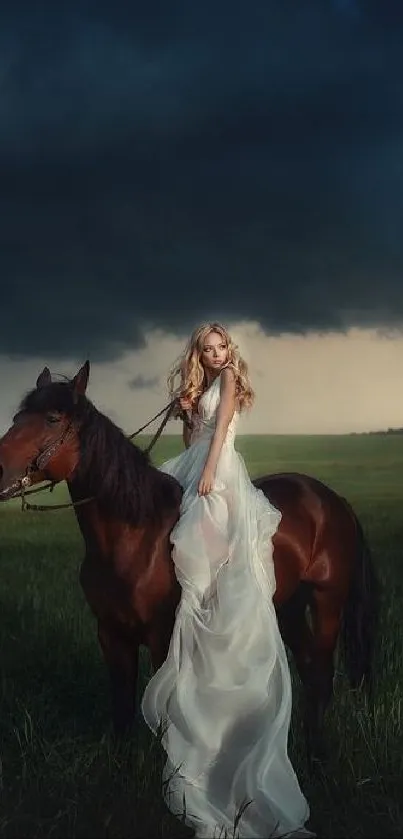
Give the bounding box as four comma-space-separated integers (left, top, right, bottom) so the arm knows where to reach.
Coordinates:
46, 413, 61, 425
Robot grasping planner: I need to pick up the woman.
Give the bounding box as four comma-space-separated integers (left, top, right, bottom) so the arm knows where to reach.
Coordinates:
141, 322, 313, 838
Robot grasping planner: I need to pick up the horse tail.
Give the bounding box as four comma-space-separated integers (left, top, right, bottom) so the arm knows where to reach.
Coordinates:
340, 508, 380, 693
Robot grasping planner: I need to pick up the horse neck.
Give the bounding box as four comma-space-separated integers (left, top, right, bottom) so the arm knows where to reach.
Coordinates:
65, 416, 182, 564
67, 476, 135, 560
71, 413, 150, 521
66, 474, 180, 598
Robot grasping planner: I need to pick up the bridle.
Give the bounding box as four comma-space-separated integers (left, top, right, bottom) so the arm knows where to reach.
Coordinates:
17, 398, 190, 513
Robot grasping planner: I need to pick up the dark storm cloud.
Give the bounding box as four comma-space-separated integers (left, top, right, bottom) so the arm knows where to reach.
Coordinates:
128, 374, 160, 390
2, 0, 403, 360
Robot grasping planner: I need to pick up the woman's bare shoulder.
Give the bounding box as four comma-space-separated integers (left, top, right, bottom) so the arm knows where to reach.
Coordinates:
220, 365, 236, 385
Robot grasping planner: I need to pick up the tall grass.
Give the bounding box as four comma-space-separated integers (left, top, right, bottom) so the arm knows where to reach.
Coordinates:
0, 434, 402, 837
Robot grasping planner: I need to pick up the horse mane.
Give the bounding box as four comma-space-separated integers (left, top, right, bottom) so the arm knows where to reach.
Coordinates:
18, 380, 182, 525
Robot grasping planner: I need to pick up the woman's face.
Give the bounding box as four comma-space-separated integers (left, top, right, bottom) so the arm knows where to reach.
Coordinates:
200, 331, 228, 374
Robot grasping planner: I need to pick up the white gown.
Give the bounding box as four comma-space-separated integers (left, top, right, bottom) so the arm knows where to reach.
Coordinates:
141, 373, 312, 838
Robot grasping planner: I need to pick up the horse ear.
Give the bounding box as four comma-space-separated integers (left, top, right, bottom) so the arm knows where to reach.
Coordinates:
36, 367, 52, 389
72, 360, 90, 399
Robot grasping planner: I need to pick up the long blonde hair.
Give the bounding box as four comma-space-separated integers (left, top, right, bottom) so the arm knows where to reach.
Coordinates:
168, 322, 254, 413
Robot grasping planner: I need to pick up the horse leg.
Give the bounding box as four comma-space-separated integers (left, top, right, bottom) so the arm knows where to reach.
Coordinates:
277, 590, 319, 768
307, 588, 344, 765
98, 621, 139, 737
147, 622, 171, 671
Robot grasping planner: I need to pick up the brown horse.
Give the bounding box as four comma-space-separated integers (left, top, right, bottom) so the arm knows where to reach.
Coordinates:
0, 361, 379, 766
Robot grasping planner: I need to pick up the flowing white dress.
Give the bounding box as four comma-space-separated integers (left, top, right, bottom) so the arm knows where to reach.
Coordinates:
141, 373, 312, 838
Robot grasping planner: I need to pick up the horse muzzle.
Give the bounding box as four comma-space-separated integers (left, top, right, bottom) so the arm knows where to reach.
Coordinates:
0, 463, 31, 501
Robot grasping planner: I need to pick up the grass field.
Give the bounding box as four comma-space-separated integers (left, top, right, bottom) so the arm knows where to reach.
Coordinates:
0, 433, 402, 838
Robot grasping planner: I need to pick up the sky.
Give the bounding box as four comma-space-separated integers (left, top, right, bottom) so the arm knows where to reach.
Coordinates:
2, 0, 403, 434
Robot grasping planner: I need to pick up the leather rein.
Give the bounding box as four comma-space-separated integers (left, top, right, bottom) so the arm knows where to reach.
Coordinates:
17, 398, 190, 513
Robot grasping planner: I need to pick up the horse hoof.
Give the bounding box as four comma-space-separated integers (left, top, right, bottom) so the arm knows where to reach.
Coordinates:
306, 732, 328, 768
113, 721, 133, 741
307, 745, 328, 774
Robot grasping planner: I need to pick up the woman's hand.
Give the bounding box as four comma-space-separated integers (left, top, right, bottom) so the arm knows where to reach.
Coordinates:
198, 466, 215, 496
179, 396, 192, 412
174, 395, 192, 421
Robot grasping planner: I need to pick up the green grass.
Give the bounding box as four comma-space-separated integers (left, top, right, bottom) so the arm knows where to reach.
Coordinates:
0, 434, 402, 838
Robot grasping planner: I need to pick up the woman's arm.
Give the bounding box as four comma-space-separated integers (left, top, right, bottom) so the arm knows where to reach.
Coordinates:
198, 367, 236, 495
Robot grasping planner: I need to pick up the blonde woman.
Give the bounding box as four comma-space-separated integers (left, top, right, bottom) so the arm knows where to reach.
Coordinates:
142, 322, 312, 839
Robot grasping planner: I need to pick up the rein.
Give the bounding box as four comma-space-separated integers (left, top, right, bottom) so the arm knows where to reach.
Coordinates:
19, 398, 186, 513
